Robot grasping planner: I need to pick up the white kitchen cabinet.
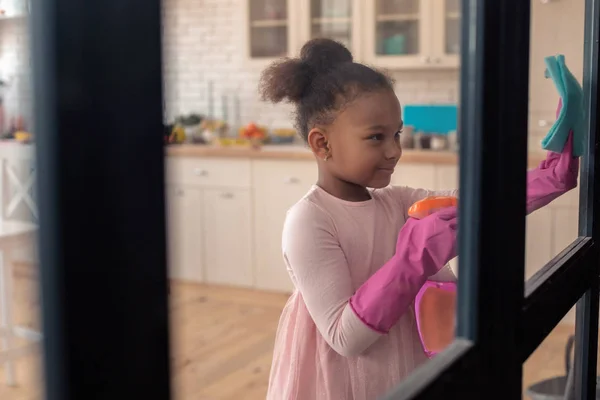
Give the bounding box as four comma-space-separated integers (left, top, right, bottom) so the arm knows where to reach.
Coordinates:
166, 157, 251, 189
165, 157, 253, 287
431, 0, 460, 68
296, 0, 362, 56
252, 160, 318, 293
525, 208, 553, 281
246, 0, 460, 70
434, 165, 458, 190
243, 0, 298, 64
363, 0, 460, 69
552, 207, 580, 254
166, 185, 204, 282
165, 153, 580, 298
203, 188, 254, 287
392, 164, 457, 192
555, 198, 583, 326
391, 163, 436, 188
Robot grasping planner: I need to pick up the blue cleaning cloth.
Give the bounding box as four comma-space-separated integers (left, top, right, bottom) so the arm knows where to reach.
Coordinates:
541, 54, 586, 156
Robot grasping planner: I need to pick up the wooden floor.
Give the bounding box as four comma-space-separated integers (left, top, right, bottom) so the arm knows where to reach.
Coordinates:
0, 264, 592, 399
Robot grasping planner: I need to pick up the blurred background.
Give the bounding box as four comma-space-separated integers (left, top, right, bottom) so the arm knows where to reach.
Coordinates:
0, 0, 594, 399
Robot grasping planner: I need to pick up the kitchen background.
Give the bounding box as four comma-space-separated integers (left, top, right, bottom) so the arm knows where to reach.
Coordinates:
0, 0, 593, 399
0, 0, 584, 145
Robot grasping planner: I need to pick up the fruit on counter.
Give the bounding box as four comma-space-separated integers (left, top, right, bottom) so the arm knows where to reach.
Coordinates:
14, 131, 33, 143
200, 119, 229, 143
239, 122, 267, 140
407, 196, 457, 219
215, 137, 251, 147
164, 124, 186, 144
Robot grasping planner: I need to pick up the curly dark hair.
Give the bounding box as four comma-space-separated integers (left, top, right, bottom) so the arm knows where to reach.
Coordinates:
259, 38, 394, 141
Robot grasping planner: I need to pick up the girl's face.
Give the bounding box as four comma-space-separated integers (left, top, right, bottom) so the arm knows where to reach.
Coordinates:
311, 88, 403, 191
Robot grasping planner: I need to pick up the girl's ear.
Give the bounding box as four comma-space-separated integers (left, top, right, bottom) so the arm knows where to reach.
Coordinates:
307, 127, 330, 160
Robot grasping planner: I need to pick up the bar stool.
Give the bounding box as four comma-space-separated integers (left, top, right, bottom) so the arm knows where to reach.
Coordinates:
0, 148, 39, 386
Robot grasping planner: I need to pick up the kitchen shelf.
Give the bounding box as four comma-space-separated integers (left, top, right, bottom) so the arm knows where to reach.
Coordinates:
250, 19, 287, 28
376, 13, 420, 22
311, 17, 351, 24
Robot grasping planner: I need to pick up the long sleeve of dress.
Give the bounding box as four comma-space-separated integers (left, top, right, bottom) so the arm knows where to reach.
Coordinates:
282, 200, 382, 357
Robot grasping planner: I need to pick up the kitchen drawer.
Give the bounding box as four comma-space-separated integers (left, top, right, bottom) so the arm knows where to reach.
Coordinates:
166, 157, 251, 188
252, 159, 317, 189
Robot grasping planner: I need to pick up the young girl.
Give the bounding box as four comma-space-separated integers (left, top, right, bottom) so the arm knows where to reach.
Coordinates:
259, 38, 579, 400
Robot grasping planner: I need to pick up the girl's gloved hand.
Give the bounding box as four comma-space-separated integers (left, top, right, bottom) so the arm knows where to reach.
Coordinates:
398, 206, 459, 276
527, 100, 579, 214
349, 207, 458, 334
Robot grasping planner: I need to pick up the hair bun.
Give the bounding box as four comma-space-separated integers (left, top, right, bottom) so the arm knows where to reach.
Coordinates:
300, 38, 353, 74
259, 58, 313, 103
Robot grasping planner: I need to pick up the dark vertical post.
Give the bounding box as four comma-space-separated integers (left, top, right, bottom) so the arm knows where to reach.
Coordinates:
575, 0, 600, 399
456, 0, 530, 396
30, 0, 171, 399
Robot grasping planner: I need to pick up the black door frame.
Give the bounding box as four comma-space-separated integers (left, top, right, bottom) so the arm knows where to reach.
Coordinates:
30, 0, 171, 399
29, 0, 599, 399
384, 0, 600, 399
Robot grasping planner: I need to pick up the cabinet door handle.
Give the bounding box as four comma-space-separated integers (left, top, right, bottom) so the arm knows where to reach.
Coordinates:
421, 56, 431, 64
284, 177, 300, 184
194, 168, 208, 176
432, 57, 441, 63
221, 192, 234, 199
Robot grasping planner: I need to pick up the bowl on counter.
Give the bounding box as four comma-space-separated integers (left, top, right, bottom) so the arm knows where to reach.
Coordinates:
268, 128, 297, 145
269, 136, 295, 144
430, 135, 449, 151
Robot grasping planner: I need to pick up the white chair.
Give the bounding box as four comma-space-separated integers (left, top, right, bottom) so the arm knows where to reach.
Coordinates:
0, 144, 39, 386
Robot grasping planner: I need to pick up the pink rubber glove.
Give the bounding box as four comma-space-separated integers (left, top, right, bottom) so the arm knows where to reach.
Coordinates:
349, 207, 458, 334
527, 99, 579, 214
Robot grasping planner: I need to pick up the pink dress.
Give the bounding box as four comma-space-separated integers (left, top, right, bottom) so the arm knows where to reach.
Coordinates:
267, 184, 458, 400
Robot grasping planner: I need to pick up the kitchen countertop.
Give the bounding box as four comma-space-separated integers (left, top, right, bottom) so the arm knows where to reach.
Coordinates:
166, 143, 547, 167
0, 140, 546, 167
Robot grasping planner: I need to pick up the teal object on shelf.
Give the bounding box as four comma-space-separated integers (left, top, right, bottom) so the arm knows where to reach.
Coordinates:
384, 34, 406, 55
403, 104, 458, 135
541, 54, 586, 157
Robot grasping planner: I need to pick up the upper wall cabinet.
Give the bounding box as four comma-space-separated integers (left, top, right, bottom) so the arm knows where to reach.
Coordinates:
363, 0, 460, 69
435, 0, 461, 67
297, 0, 362, 55
244, 0, 460, 70
243, 0, 298, 63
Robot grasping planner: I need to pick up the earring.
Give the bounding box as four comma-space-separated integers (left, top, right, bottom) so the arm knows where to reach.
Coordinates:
323, 141, 331, 161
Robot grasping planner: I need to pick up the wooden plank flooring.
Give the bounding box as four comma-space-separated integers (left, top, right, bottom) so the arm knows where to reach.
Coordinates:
0, 263, 593, 399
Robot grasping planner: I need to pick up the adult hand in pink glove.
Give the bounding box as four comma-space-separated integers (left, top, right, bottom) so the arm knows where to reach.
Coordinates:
527, 99, 579, 214
349, 207, 458, 334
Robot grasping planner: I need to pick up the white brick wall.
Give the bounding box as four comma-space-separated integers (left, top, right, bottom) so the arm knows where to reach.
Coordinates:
0, 0, 583, 140
161, 0, 460, 130
0, 18, 32, 132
